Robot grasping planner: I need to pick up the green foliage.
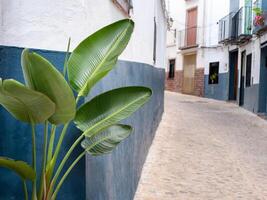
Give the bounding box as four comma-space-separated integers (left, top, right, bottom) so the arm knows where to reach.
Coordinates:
81, 124, 133, 156
67, 19, 134, 97
21, 49, 76, 124
74, 86, 152, 137
0, 157, 36, 181
253, 7, 263, 16
0, 19, 152, 200
0, 78, 55, 123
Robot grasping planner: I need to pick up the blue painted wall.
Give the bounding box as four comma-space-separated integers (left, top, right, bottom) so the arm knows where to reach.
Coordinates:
204, 73, 229, 101
0, 46, 84, 200
0, 46, 165, 200
242, 84, 260, 113
85, 61, 165, 200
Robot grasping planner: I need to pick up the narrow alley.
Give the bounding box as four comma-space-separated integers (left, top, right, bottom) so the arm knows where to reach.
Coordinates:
134, 92, 267, 200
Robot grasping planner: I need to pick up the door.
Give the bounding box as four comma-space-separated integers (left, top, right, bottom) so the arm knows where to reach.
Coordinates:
239, 51, 246, 106
183, 54, 196, 94
168, 59, 175, 79
229, 50, 238, 100
259, 46, 267, 113
186, 7, 197, 46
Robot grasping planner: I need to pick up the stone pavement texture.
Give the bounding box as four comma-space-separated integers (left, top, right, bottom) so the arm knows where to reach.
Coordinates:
134, 92, 267, 200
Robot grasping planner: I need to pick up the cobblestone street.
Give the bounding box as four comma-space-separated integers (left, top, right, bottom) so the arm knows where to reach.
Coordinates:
134, 92, 267, 200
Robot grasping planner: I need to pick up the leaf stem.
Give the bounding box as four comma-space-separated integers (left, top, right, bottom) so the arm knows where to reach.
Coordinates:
47, 125, 56, 165
23, 180, 28, 200
46, 134, 84, 199
31, 122, 37, 200
38, 121, 48, 200
63, 37, 71, 77
51, 151, 86, 200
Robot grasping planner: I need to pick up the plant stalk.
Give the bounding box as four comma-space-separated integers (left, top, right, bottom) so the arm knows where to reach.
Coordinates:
31, 122, 37, 200
63, 37, 71, 77
38, 121, 48, 200
51, 151, 86, 200
46, 134, 84, 199
47, 125, 56, 164
23, 180, 28, 200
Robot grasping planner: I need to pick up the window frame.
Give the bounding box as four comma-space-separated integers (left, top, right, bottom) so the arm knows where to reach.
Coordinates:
246, 53, 252, 87
208, 62, 219, 85
168, 59, 176, 79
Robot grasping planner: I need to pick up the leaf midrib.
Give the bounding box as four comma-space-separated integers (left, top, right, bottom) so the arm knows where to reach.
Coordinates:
82, 92, 149, 137
78, 22, 131, 96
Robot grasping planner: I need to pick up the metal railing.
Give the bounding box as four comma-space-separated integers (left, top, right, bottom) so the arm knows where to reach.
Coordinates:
218, 12, 236, 43
177, 27, 200, 49
233, 6, 252, 37
219, 6, 252, 44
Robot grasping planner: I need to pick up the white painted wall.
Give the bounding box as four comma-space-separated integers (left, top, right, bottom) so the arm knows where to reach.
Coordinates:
0, 0, 167, 68
166, 0, 229, 72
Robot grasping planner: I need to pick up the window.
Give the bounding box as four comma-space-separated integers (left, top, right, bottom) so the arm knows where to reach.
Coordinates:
209, 62, 219, 84
168, 59, 175, 79
246, 54, 252, 87
112, 0, 133, 15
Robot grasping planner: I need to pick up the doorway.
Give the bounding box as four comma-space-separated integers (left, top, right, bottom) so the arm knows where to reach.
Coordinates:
229, 50, 238, 100
183, 54, 196, 94
239, 51, 246, 106
258, 46, 267, 113
168, 59, 175, 79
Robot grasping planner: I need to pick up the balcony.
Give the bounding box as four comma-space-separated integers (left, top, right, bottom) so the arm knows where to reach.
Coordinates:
233, 6, 253, 43
218, 12, 236, 44
178, 27, 199, 50
219, 7, 252, 45
253, 0, 267, 34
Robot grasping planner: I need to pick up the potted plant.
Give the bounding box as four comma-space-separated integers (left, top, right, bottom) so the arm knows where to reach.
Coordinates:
0, 19, 152, 200
253, 7, 265, 26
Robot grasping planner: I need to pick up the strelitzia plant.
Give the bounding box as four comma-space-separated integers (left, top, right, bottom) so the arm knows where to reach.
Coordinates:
0, 19, 152, 200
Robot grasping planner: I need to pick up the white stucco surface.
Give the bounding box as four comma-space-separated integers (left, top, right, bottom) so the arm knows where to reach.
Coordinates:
166, 0, 229, 72
0, 0, 167, 68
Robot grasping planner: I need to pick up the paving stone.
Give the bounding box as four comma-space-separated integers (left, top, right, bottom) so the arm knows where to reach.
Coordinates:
134, 92, 267, 200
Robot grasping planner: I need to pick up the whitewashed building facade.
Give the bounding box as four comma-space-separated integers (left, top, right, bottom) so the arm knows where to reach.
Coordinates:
0, 1, 168, 200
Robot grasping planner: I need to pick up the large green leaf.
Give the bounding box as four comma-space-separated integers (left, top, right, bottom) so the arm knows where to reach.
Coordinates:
67, 19, 134, 97
74, 86, 152, 137
81, 124, 133, 156
0, 157, 36, 181
0, 79, 55, 123
21, 49, 76, 124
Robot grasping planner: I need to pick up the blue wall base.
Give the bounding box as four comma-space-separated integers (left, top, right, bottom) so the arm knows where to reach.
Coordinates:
0, 46, 165, 200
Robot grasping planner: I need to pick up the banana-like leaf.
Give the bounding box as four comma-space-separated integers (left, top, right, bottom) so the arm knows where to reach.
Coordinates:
0, 79, 55, 123
0, 157, 36, 181
67, 19, 134, 97
74, 86, 152, 137
81, 124, 133, 156
21, 49, 76, 124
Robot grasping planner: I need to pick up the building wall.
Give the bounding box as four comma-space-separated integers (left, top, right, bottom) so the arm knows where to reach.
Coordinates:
204, 47, 230, 100
0, 0, 167, 199
166, 0, 229, 97
0, 0, 167, 69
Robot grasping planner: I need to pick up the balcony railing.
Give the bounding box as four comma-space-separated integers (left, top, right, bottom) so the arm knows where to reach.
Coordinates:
233, 6, 252, 43
218, 12, 236, 43
178, 27, 199, 50
253, 0, 267, 34
218, 7, 252, 44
